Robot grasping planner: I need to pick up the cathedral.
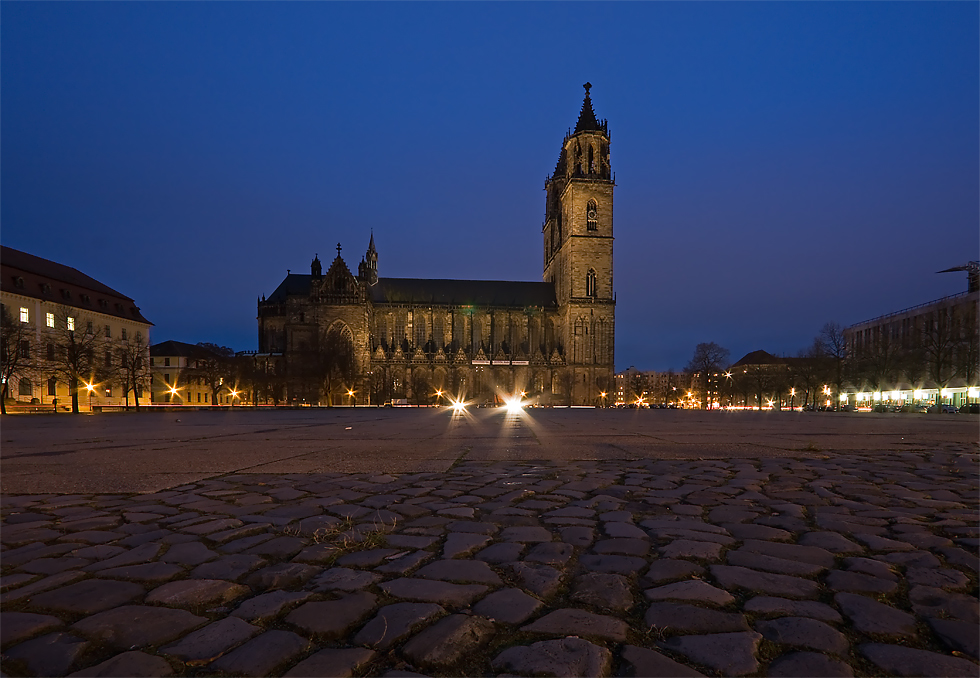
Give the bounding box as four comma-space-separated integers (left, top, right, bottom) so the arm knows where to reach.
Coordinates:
256, 85, 615, 406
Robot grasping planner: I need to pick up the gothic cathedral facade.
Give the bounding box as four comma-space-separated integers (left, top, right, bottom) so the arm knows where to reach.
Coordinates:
255, 85, 615, 406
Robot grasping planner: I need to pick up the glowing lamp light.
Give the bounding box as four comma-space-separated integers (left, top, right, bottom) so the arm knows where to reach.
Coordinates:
913, 390, 925, 400
968, 388, 979, 398
85, 382, 95, 393
840, 394, 848, 402
873, 392, 882, 401
451, 399, 467, 413
168, 385, 179, 396
940, 388, 950, 398
505, 396, 525, 415
890, 391, 901, 401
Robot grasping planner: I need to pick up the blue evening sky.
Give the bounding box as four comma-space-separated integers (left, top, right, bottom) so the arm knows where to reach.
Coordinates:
2, 2, 977, 370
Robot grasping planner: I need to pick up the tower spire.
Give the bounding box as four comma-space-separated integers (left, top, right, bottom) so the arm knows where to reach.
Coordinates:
575, 82, 601, 133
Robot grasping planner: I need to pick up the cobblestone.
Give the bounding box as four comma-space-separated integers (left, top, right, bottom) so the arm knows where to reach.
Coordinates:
29, 578, 144, 614
660, 631, 763, 676
491, 637, 612, 677
3, 631, 89, 676
401, 614, 495, 669
2, 448, 977, 677
68, 650, 173, 677
755, 616, 849, 654
209, 629, 307, 676
472, 587, 542, 624
159, 617, 260, 663
522, 608, 629, 641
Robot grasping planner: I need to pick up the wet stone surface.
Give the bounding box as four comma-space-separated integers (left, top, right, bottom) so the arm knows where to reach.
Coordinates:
1, 451, 978, 676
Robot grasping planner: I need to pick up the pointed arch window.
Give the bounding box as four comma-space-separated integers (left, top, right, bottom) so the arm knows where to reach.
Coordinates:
586, 200, 598, 231
586, 269, 597, 298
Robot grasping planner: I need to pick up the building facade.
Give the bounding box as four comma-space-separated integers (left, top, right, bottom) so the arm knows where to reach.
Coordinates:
149, 340, 239, 406
0, 246, 153, 411
844, 264, 979, 409
256, 86, 616, 406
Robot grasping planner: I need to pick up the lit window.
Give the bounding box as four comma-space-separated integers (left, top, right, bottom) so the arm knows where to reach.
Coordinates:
46, 312, 55, 328
19, 307, 28, 323
67, 316, 75, 331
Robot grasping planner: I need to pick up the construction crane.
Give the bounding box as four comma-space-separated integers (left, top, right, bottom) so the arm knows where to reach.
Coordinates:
938, 261, 979, 293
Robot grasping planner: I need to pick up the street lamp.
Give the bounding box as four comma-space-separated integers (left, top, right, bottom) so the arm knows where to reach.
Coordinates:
790, 387, 796, 411
600, 391, 606, 408
347, 389, 355, 407
85, 382, 95, 411
434, 389, 443, 406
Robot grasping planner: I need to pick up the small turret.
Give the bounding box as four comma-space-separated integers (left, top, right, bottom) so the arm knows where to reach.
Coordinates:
311, 253, 322, 279
359, 232, 378, 285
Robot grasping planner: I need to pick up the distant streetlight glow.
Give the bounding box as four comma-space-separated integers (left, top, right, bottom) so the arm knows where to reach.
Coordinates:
505, 395, 525, 414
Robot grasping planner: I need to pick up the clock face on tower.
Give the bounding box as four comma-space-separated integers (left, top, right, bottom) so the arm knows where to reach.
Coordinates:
587, 207, 597, 219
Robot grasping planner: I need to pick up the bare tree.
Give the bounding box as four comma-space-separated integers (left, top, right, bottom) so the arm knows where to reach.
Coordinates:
856, 329, 901, 395
922, 308, 959, 411
316, 326, 355, 406
954, 306, 979, 389
46, 306, 107, 414
118, 332, 151, 411
410, 369, 430, 406
685, 342, 730, 409
187, 343, 235, 406
818, 322, 849, 411
793, 341, 824, 409
1, 305, 34, 414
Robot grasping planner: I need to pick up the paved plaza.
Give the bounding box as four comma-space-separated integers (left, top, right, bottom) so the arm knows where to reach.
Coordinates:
1, 409, 978, 677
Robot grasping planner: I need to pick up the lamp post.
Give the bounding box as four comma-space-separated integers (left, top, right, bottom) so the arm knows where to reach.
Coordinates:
348, 389, 356, 407
85, 382, 95, 412
790, 387, 796, 411
600, 391, 606, 408
435, 389, 443, 407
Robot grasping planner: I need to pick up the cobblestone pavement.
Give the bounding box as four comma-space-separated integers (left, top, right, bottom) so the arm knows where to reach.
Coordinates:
1, 450, 978, 677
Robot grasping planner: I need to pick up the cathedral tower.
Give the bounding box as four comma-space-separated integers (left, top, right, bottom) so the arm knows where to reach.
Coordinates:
543, 83, 615, 404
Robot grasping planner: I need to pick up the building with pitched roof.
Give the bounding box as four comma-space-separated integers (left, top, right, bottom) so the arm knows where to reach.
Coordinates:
256, 86, 616, 406
0, 245, 152, 411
